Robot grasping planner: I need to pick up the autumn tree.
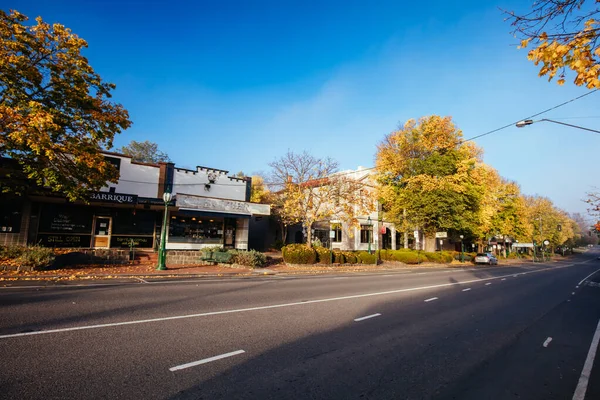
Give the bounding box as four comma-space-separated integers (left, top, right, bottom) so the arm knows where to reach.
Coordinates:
0, 10, 131, 200
118, 140, 171, 163
249, 175, 269, 203
267, 150, 373, 247
473, 165, 531, 251
376, 116, 484, 251
523, 195, 577, 250
569, 212, 598, 245
505, 0, 600, 88
585, 190, 600, 235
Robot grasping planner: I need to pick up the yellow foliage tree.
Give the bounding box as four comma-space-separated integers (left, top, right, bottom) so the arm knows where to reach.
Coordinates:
376, 116, 484, 247
505, 0, 600, 88
268, 151, 374, 247
0, 10, 131, 200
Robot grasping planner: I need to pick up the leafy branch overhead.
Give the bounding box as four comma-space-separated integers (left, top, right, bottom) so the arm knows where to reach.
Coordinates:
0, 10, 131, 200
505, 0, 600, 88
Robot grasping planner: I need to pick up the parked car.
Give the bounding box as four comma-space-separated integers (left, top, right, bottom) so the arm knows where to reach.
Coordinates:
474, 252, 498, 265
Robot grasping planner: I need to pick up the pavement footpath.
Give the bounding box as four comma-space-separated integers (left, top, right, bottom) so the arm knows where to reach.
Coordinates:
0, 255, 538, 283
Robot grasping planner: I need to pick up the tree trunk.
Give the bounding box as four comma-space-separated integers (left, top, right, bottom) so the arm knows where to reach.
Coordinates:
305, 223, 312, 248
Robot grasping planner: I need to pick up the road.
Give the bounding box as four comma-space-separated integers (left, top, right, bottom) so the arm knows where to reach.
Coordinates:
1, 251, 600, 399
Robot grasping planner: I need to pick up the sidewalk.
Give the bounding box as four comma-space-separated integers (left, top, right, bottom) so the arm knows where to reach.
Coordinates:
0, 256, 538, 282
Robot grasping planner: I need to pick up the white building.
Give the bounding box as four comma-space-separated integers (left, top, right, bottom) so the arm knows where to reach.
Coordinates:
1, 152, 270, 251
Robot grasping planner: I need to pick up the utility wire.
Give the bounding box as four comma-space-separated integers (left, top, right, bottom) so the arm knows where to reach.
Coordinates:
113, 90, 597, 187
461, 89, 598, 143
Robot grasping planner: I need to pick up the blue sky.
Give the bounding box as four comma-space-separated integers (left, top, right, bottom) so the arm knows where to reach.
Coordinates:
9, 0, 600, 216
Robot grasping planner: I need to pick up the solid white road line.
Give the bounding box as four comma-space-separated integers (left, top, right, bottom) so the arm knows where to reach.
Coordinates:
0, 263, 583, 340
501, 278, 506, 281
424, 297, 438, 302
354, 313, 382, 322
462, 288, 471, 292
485, 283, 492, 286
572, 292, 576, 295
135, 278, 148, 284
578, 268, 600, 286
543, 337, 552, 347
169, 350, 245, 372
572, 318, 600, 400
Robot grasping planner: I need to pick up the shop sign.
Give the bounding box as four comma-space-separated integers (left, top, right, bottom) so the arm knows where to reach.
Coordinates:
110, 236, 154, 248
37, 234, 92, 248
435, 232, 448, 238
177, 194, 251, 215
89, 192, 138, 204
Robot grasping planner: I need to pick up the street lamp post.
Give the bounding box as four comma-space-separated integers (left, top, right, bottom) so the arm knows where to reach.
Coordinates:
459, 234, 464, 262
367, 216, 372, 254
156, 191, 172, 271
516, 119, 600, 134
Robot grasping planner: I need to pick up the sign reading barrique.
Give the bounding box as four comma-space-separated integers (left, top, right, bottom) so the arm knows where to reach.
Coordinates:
89, 192, 138, 204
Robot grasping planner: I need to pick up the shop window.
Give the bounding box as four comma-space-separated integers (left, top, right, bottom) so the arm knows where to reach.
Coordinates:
0, 198, 23, 233
38, 204, 93, 234
360, 225, 372, 244
168, 214, 224, 244
331, 224, 342, 243
111, 209, 155, 235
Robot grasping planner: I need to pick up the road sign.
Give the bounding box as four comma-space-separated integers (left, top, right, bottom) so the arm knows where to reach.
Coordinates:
329, 230, 335, 238
435, 232, 447, 239
413, 230, 419, 238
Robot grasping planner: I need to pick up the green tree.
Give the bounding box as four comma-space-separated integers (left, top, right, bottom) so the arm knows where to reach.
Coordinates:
118, 140, 171, 163
0, 10, 131, 200
376, 116, 483, 250
505, 0, 600, 88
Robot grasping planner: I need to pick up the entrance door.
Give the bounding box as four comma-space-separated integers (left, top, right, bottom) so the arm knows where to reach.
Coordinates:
224, 218, 236, 249
92, 216, 112, 248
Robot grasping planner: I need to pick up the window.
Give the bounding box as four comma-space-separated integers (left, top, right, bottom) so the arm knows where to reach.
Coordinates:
331, 224, 342, 243
168, 213, 224, 244
0, 198, 23, 233
360, 225, 372, 244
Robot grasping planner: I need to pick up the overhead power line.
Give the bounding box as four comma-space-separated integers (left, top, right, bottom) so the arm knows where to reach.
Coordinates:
461, 89, 598, 143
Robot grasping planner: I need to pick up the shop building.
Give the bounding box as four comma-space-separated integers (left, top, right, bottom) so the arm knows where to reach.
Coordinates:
0, 152, 269, 252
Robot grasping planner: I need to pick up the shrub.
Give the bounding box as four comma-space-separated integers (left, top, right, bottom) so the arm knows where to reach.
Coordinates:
230, 250, 266, 268
357, 251, 378, 264
343, 251, 358, 264
315, 247, 333, 264
311, 237, 323, 248
379, 249, 391, 261
18, 245, 55, 270
332, 251, 345, 264
392, 251, 421, 264
282, 244, 317, 264
0, 245, 25, 259
272, 240, 285, 250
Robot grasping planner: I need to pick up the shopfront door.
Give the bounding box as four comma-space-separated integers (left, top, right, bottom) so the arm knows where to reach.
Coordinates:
224, 218, 236, 249
92, 216, 112, 248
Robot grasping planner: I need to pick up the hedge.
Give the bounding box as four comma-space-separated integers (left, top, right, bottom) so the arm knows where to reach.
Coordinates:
357, 251, 378, 264
315, 247, 333, 264
282, 244, 317, 264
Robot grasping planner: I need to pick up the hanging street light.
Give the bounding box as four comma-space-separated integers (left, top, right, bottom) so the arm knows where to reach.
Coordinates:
516, 119, 600, 134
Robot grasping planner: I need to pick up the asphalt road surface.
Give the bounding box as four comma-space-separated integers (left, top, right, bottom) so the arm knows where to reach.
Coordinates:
2, 251, 600, 400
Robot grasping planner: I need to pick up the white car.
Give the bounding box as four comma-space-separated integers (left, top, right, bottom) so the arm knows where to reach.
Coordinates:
475, 252, 498, 265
